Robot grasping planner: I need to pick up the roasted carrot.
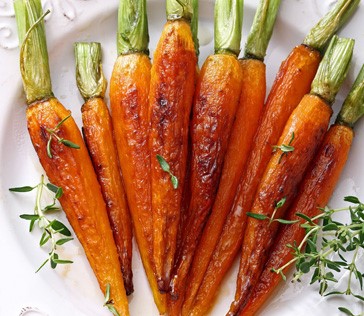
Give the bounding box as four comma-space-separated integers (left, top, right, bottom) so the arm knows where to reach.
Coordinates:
109, 0, 167, 313
186, 1, 359, 314
240, 65, 364, 316
168, 0, 244, 313
228, 35, 354, 316
74, 42, 133, 295
14, 1, 129, 315
183, 1, 280, 314
149, 0, 197, 293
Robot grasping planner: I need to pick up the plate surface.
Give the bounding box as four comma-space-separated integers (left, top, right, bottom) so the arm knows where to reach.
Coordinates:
0, 0, 363, 315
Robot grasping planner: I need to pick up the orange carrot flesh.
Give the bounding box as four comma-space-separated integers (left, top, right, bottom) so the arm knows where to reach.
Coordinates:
82, 97, 133, 295
27, 97, 129, 315
228, 94, 332, 315
149, 19, 197, 293
240, 124, 354, 316
187, 44, 321, 316
169, 53, 243, 313
110, 53, 168, 312
182, 58, 266, 315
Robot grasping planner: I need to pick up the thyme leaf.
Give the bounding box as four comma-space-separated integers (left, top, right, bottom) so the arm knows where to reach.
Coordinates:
46, 114, 80, 158
9, 175, 73, 272
273, 132, 295, 163
156, 154, 179, 189
104, 283, 120, 316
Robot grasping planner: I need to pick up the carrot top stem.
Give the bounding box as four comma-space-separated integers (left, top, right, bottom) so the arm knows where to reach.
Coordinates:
191, 0, 199, 56
310, 35, 354, 105
214, 0, 244, 56
166, 0, 193, 22
14, 0, 53, 105
336, 65, 364, 127
303, 0, 360, 54
117, 0, 149, 56
244, 0, 281, 61
75, 42, 107, 101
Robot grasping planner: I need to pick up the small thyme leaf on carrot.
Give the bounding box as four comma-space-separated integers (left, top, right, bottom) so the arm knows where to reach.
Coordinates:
9, 175, 73, 272
46, 114, 80, 158
104, 284, 120, 316
247, 197, 297, 225
156, 154, 179, 189
273, 132, 295, 163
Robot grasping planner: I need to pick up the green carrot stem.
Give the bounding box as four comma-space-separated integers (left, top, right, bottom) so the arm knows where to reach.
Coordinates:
191, 0, 199, 56
74, 42, 107, 101
214, 0, 244, 56
310, 35, 354, 105
303, 0, 360, 54
14, 0, 53, 105
336, 65, 364, 127
166, 0, 193, 22
244, 0, 281, 61
117, 0, 149, 55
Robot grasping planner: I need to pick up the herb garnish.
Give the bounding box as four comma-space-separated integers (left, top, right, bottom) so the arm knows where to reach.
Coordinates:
270, 196, 364, 315
46, 114, 80, 158
156, 154, 178, 189
9, 175, 73, 272
104, 283, 120, 316
273, 132, 295, 163
246, 197, 296, 225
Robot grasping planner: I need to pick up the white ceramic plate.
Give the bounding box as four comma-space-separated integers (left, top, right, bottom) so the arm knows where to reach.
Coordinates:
0, 0, 363, 315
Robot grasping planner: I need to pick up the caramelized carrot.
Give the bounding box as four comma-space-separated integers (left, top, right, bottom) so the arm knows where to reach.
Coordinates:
240, 65, 364, 316
75, 42, 133, 295
109, 0, 167, 312
187, 1, 359, 314
183, 1, 280, 313
149, 0, 197, 293
169, 1, 244, 313
228, 36, 354, 316
14, 1, 129, 314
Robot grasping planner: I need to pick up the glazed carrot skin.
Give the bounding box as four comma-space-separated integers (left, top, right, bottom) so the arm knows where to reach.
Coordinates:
27, 98, 129, 315
149, 19, 197, 292
183, 58, 266, 314
228, 94, 332, 315
110, 53, 169, 311
240, 124, 354, 316
81, 97, 133, 295
170, 53, 243, 306
187, 45, 321, 316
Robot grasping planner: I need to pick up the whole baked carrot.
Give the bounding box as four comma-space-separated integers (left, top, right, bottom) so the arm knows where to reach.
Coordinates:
182, 1, 281, 314
186, 1, 359, 314
149, 0, 197, 293
228, 35, 354, 316
109, 0, 167, 313
169, 0, 244, 313
14, 1, 129, 315
75, 42, 133, 295
240, 65, 364, 316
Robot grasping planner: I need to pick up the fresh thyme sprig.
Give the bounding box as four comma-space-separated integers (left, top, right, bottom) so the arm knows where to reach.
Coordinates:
9, 175, 73, 272
46, 114, 80, 158
271, 196, 364, 314
246, 197, 296, 225
273, 132, 295, 163
156, 154, 179, 189
104, 283, 120, 316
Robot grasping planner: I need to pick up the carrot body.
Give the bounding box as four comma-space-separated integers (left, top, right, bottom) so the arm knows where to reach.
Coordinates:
240, 124, 354, 316
187, 44, 321, 316
149, 19, 197, 292
228, 94, 332, 315
169, 53, 243, 313
81, 97, 133, 295
182, 58, 266, 315
27, 97, 129, 315
109, 53, 167, 312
